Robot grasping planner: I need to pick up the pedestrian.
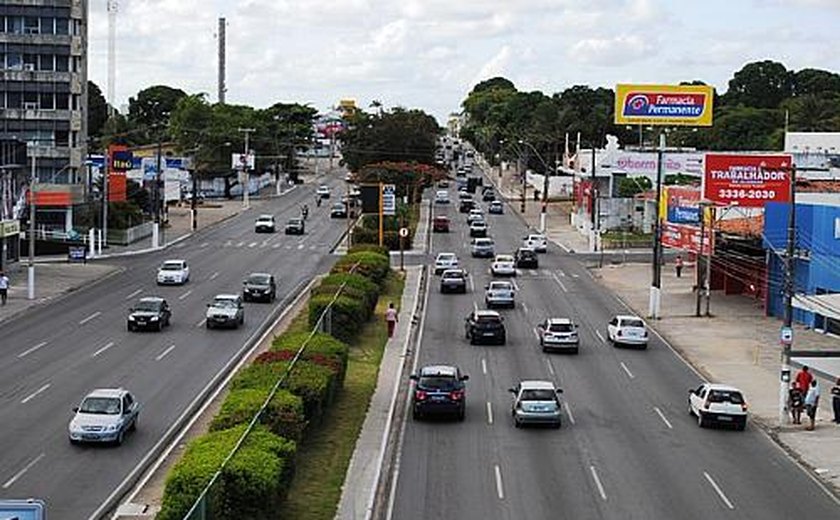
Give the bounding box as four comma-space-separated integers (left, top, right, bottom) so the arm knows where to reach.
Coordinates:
675, 255, 684, 278
385, 302, 398, 339
805, 378, 821, 430
831, 377, 840, 424
0, 270, 8, 306
789, 382, 804, 425
795, 366, 813, 393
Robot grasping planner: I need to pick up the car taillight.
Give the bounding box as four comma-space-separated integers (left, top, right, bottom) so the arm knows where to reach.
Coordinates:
415, 390, 427, 401
449, 390, 464, 401
741, 403, 748, 412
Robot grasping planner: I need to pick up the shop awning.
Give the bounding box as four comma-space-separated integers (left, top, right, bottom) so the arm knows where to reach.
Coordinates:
793, 294, 840, 321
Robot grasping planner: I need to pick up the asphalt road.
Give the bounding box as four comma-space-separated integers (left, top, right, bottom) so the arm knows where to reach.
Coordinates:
389, 173, 840, 519
0, 179, 347, 519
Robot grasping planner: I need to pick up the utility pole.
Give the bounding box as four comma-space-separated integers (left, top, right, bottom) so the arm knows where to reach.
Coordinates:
238, 128, 255, 208
103, 148, 109, 251
649, 133, 666, 319
519, 149, 527, 213
780, 164, 797, 425
695, 204, 707, 317
152, 138, 162, 248
589, 146, 597, 252
540, 141, 554, 233
704, 206, 714, 317
27, 150, 35, 300
217, 17, 226, 104
190, 163, 198, 231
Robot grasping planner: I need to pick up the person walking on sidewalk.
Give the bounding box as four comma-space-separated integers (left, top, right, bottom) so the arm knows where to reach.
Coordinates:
805, 378, 820, 431
789, 382, 805, 425
795, 366, 813, 393
831, 377, 840, 424
385, 302, 398, 339
675, 255, 684, 278
0, 271, 9, 306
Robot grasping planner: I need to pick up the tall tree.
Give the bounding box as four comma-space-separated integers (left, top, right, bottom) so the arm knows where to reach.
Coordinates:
792, 68, 840, 97
128, 85, 188, 143
87, 81, 108, 149
723, 60, 793, 109
340, 108, 440, 172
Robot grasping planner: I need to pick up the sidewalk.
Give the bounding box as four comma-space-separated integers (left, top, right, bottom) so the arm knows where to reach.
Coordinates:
596, 262, 840, 493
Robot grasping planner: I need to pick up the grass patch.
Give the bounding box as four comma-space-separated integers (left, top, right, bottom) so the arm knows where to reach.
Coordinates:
278, 271, 406, 520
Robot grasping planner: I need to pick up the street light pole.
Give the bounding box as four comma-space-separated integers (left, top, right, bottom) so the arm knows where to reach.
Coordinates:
238, 128, 255, 208
780, 164, 797, 425
27, 150, 35, 300
649, 133, 666, 319
590, 146, 597, 252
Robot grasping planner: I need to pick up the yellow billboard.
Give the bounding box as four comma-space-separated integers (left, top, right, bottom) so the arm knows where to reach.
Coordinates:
615, 84, 714, 127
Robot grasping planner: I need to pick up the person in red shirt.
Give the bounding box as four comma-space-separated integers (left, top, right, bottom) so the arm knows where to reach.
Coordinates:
795, 366, 813, 393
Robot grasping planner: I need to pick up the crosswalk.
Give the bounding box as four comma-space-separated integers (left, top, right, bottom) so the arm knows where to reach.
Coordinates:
219, 240, 327, 251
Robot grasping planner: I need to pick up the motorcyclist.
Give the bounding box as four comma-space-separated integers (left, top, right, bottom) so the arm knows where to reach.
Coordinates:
316, 196, 322, 208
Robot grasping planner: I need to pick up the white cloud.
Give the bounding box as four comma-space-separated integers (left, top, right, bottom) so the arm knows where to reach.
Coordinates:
569, 34, 655, 66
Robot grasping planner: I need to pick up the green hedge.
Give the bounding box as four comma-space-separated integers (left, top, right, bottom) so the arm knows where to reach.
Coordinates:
308, 293, 367, 342
158, 425, 296, 520
314, 273, 380, 315
331, 251, 390, 286
348, 244, 390, 257
352, 227, 412, 251
270, 331, 349, 386
210, 388, 305, 443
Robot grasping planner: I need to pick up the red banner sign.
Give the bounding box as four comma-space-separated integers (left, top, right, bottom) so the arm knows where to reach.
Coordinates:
661, 222, 713, 255
107, 144, 128, 203
703, 154, 792, 208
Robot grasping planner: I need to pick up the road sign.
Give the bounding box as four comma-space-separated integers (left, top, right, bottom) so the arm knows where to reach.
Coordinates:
399, 227, 409, 238
0, 499, 46, 520
780, 326, 793, 346
382, 184, 396, 216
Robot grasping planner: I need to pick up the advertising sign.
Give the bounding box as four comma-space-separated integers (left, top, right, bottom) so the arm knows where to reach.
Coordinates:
607, 152, 704, 176
0, 499, 46, 520
107, 144, 129, 203
615, 84, 714, 127
231, 153, 256, 170
661, 222, 713, 255
382, 184, 396, 216
665, 186, 701, 224
703, 154, 792, 208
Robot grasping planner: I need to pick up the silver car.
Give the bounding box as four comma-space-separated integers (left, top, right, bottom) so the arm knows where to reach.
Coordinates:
206, 294, 245, 329
69, 388, 139, 445
485, 280, 515, 308
471, 238, 495, 258
509, 380, 563, 428
537, 318, 580, 354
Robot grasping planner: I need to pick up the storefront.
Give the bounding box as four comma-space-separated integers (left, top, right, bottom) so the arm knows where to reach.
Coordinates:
0, 219, 21, 270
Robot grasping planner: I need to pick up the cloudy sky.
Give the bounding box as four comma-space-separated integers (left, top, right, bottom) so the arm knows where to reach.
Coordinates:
88, 0, 840, 122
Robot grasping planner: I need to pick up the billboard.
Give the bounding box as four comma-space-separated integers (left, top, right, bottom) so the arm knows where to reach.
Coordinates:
661, 222, 713, 255
107, 144, 130, 203
615, 84, 714, 127
665, 186, 701, 224
703, 154, 792, 208
606, 152, 704, 176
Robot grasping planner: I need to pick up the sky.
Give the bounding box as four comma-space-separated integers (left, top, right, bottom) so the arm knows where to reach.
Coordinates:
88, 0, 840, 123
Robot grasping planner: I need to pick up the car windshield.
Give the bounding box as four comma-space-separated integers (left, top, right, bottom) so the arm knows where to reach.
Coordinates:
247, 274, 271, 284
489, 283, 510, 290
80, 397, 121, 415
708, 390, 744, 404
476, 240, 492, 246
443, 271, 463, 279
476, 315, 501, 324
548, 323, 574, 333
161, 263, 182, 271
438, 254, 455, 261
622, 318, 645, 328
213, 299, 238, 308
496, 256, 514, 263
418, 376, 459, 391
521, 389, 556, 401
134, 301, 161, 312
288, 219, 302, 225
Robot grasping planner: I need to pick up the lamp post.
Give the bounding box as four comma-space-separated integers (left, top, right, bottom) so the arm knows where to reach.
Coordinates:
27, 147, 36, 300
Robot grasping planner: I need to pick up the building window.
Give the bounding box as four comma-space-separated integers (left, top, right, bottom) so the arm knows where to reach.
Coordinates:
40, 17, 54, 35
72, 94, 80, 110
55, 55, 69, 72
6, 53, 23, 70
39, 54, 54, 71
55, 94, 69, 110
72, 19, 81, 36
24, 17, 40, 34
40, 92, 55, 110
23, 54, 38, 71
55, 18, 69, 35
10, 17, 24, 35
71, 131, 79, 147
56, 131, 69, 147
6, 91, 22, 109
0, 16, 6, 33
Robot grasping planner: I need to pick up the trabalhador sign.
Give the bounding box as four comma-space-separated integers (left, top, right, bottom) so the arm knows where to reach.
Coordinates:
615, 84, 714, 127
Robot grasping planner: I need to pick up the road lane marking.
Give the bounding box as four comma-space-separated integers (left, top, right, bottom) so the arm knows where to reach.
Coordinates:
551, 273, 568, 293
196, 318, 207, 328
92, 342, 115, 358
494, 464, 505, 500
557, 269, 566, 277
2, 453, 45, 489
481, 358, 487, 375
200, 242, 209, 248
156, 345, 176, 361
469, 275, 475, 293
620, 361, 635, 379
564, 402, 576, 425
21, 383, 50, 404
473, 301, 479, 313
79, 311, 101, 325
297, 244, 305, 250
545, 359, 555, 376
125, 289, 143, 300
18, 341, 48, 359
236, 241, 245, 247
595, 330, 606, 343
521, 302, 528, 313
486, 402, 494, 424
571, 273, 579, 278
178, 290, 193, 301
704, 471, 735, 510
654, 406, 673, 429
532, 328, 540, 341
511, 278, 519, 291
210, 272, 219, 281
248, 242, 258, 248
590, 466, 607, 501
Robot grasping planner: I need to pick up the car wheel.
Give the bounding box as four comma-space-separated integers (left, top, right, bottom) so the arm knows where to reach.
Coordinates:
115, 429, 125, 446
697, 412, 707, 428
243, 295, 250, 303
127, 323, 133, 332
206, 321, 213, 330
157, 321, 163, 332
457, 408, 465, 421
572, 346, 579, 355
736, 420, 746, 431
552, 421, 562, 429
499, 334, 506, 345
240, 315, 244, 325
514, 418, 521, 428
688, 401, 695, 416
412, 408, 421, 421
130, 415, 138, 432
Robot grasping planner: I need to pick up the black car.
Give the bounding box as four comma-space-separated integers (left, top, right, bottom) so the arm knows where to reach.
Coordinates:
127, 297, 171, 332
459, 199, 475, 213
243, 273, 276, 302
330, 203, 347, 219
482, 189, 496, 201
410, 364, 469, 420
285, 218, 305, 235
440, 268, 468, 293
465, 310, 506, 345
514, 247, 539, 268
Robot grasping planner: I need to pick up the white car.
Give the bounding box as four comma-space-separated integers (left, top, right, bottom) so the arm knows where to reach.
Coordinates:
688, 383, 748, 430
607, 315, 649, 348
157, 259, 190, 285
316, 185, 331, 198
491, 254, 516, 277
537, 318, 579, 354
206, 294, 245, 329
68, 388, 139, 445
434, 252, 459, 275
469, 220, 488, 237
509, 380, 563, 428
434, 190, 450, 204
485, 280, 515, 308
523, 233, 548, 253
255, 214, 276, 233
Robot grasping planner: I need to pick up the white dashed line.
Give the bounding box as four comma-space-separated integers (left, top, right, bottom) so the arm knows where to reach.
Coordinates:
564, 402, 576, 425
2, 453, 45, 489
248, 242, 258, 248
79, 311, 101, 325
522, 302, 528, 313
178, 290, 193, 301
532, 328, 540, 341
196, 318, 207, 328
236, 241, 245, 247
704, 471, 735, 510
654, 406, 674, 429
18, 341, 48, 359
557, 269, 566, 277
590, 466, 607, 501
297, 244, 305, 250
21, 383, 51, 404
273, 244, 281, 249
571, 273, 579, 278
210, 272, 219, 281
545, 359, 555, 376
511, 279, 519, 291
620, 361, 635, 379
200, 242, 209, 248
481, 358, 487, 375
125, 289, 143, 300
156, 345, 177, 361
92, 342, 115, 358
494, 465, 505, 500
552, 273, 568, 293
469, 275, 475, 293
595, 330, 606, 343
486, 401, 494, 425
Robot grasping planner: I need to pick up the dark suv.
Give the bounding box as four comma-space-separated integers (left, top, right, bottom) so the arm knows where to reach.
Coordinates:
515, 247, 539, 268
243, 273, 276, 302
127, 297, 171, 332
465, 310, 506, 345
410, 364, 469, 420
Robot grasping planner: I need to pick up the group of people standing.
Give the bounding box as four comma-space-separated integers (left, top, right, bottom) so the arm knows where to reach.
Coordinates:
789, 366, 840, 430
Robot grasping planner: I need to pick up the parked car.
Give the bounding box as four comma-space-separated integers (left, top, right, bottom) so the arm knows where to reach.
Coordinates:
68, 388, 139, 445
330, 202, 347, 218
127, 297, 171, 332
440, 268, 468, 293
156, 259, 190, 285
509, 381, 563, 428
243, 273, 276, 302
485, 280, 515, 308
607, 315, 649, 348
469, 220, 488, 237
434, 252, 459, 274
688, 383, 748, 430
523, 233, 548, 253
316, 184, 331, 198
514, 247, 539, 268
432, 216, 450, 233
471, 238, 495, 258
255, 214, 276, 233
537, 318, 579, 354
206, 294, 245, 329
410, 365, 469, 420
465, 310, 506, 345
435, 190, 450, 204
285, 218, 305, 235
491, 254, 516, 277
488, 200, 504, 214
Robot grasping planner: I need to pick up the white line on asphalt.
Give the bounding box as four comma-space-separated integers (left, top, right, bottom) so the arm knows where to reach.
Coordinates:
285, 245, 292, 250
590, 466, 607, 501
156, 345, 176, 361
486, 401, 494, 425
261, 239, 271, 247
248, 242, 257, 248
236, 241, 245, 247
21, 383, 51, 404
2, 453, 45, 489
620, 361, 635, 379
546, 359, 555, 376
654, 406, 673, 429
469, 275, 475, 293
474, 301, 479, 313
571, 273, 579, 278
200, 242, 209, 248
178, 290, 193, 301
511, 278, 519, 291
552, 273, 568, 293
79, 311, 101, 325
532, 328, 540, 341
494, 465, 505, 500
564, 402, 576, 425
481, 358, 487, 375
522, 302, 528, 313
297, 244, 304, 250
125, 289, 142, 300
92, 342, 115, 358
704, 471, 735, 510
210, 272, 219, 281
196, 318, 206, 328
557, 269, 566, 277
18, 341, 48, 359
595, 330, 606, 343
273, 244, 281, 249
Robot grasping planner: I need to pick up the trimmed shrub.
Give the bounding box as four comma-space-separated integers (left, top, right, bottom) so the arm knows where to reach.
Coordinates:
210, 388, 305, 442
270, 331, 349, 386
308, 293, 367, 342
312, 284, 373, 321
348, 244, 390, 257
158, 425, 296, 520
332, 251, 390, 286
315, 273, 380, 314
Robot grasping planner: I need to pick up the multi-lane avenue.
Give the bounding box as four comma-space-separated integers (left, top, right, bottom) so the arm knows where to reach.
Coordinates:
388, 163, 840, 519
0, 180, 345, 519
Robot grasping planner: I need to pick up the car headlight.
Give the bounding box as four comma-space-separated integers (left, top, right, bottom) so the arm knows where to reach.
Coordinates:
69, 421, 80, 432
150, 316, 159, 321
128, 316, 136, 321
106, 424, 120, 432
